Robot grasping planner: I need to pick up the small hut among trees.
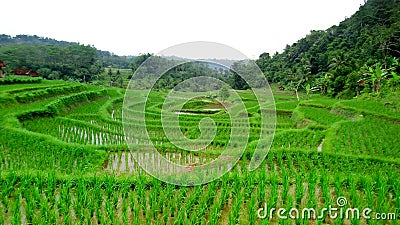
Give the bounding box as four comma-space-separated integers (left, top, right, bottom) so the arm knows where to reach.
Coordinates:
12, 68, 42, 77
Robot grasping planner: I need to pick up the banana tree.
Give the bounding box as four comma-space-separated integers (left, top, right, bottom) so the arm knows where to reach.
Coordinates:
287, 69, 307, 101
305, 83, 311, 100
368, 63, 388, 93
287, 80, 303, 101
314, 73, 331, 95
387, 71, 400, 89
387, 57, 400, 89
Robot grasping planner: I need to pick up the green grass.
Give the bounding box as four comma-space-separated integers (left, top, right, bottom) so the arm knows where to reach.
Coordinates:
333, 99, 400, 120
272, 129, 325, 150
297, 106, 348, 126
299, 96, 338, 108
0, 78, 64, 91
275, 101, 299, 111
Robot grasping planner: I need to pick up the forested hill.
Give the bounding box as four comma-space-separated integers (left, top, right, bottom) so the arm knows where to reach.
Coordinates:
0, 34, 131, 62
0, 34, 132, 80
0, 34, 131, 63
256, 0, 400, 98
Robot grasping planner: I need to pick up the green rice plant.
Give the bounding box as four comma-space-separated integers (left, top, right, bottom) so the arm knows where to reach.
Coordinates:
58, 182, 72, 224
270, 174, 279, 209
334, 99, 400, 120
348, 176, 360, 207
334, 174, 342, 199
285, 195, 294, 219
307, 169, 318, 208
275, 101, 299, 111
38, 190, 51, 223
149, 181, 162, 221
0, 75, 42, 84
375, 173, 389, 212
209, 197, 223, 225
320, 170, 331, 206
104, 195, 115, 224
295, 173, 304, 207
0, 80, 65, 93
24, 189, 37, 224
247, 190, 258, 224
299, 97, 338, 108
12, 193, 21, 225
228, 188, 243, 225
14, 84, 87, 103
129, 191, 140, 225
220, 178, 232, 207
0, 127, 106, 174
23, 117, 127, 146
272, 129, 324, 150
281, 169, 290, 205
194, 188, 212, 223
297, 106, 347, 126
325, 116, 400, 159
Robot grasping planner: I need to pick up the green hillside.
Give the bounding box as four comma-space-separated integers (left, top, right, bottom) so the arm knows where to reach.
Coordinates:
256, 0, 400, 98
0, 34, 132, 80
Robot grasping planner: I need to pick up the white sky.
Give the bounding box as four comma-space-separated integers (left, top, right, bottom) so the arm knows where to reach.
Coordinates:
3, 0, 365, 59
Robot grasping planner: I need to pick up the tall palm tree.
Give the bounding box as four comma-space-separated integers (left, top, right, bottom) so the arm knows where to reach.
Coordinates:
328, 53, 346, 71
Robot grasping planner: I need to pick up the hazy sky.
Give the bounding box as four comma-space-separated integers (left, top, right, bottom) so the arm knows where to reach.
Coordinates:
3, 0, 365, 58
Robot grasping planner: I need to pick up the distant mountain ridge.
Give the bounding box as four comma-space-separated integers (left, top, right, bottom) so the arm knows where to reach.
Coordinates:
0, 34, 79, 47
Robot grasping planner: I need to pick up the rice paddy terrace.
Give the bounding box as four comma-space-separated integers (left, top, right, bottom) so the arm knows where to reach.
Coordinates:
0, 77, 399, 224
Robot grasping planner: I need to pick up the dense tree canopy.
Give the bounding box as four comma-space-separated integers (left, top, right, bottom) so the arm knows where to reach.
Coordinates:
0, 35, 131, 81
256, 0, 400, 98
0, 44, 101, 81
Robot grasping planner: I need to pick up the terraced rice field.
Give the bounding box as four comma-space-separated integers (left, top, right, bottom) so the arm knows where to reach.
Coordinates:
0, 79, 399, 224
